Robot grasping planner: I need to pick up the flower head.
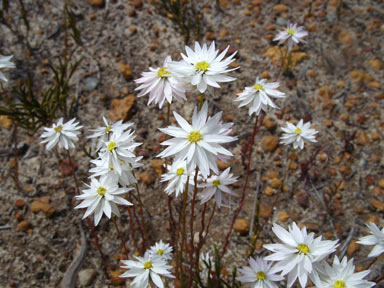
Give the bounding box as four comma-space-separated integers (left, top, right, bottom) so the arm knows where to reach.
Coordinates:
40, 117, 82, 150
88, 117, 133, 149
120, 252, 174, 288
99, 129, 141, 175
318, 256, 375, 288
280, 119, 318, 150
135, 56, 186, 108
89, 155, 143, 187
149, 241, 173, 261
160, 160, 194, 197
235, 78, 285, 116
169, 42, 238, 93
158, 102, 237, 177
199, 167, 238, 208
273, 23, 308, 51
75, 174, 133, 226
0, 55, 15, 82
264, 222, 339, 288
237, 257, 284, 288
357, 222, 384, 258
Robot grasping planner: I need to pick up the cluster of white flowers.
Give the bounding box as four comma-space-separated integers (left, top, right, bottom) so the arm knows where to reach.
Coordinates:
236, 222, 378, 288
120, 241, 174, 288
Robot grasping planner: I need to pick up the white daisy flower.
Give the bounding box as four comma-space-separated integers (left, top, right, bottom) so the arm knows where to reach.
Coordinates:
199, 167, 238, 208
40, 117, 82, 150
88, 116, 133, 149
75, 174, 133, 226
149, 240, 173, 261
235, 78, 285, 116
357, 222, 384, 258
280, 119, 318, 150
135, 56, 186, 108
318, 256, 375, 288
273, 23, 308, 51
0, 55, 15, 82
160, 160, 194, 197
237, 257, 285, 288
157, 102, 237, 178
120, 252, 174, 288
99, 130, 141, 175
169, 41, 238, 93
263, 222, 339, 288
89, 155, 143, 187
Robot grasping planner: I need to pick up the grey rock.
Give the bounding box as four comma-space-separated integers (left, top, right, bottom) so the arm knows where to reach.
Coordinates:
78, 268, 96, 287
84, 77, 99, 91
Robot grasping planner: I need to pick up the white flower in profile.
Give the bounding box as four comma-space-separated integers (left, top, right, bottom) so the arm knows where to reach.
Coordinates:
318, 256, 375, 288
263, 222, 339, 288
158, 102, 237, 177
160, 160, 193, 197
280, 119, 318, 150
99, 130, 141, 175
169, 41, 238, 93
273, 23, 308, 51
120, 252, 174, 288
199, 167, 238, 208
75, 174, 133, 226
135, 56, 186, 108
235, 78, 285, 116
89, 155, 143, 187
149, 240, 173, 261
237, 257, 284, 288
0, 55, 15, 82
88, 117, 133, 149
40, 117, 82, 150
357, 222, 384, 258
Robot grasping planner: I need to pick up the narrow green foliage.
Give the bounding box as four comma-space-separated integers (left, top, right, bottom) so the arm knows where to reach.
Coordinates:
151, 0, 201, 44
0, 54, 82, 134
2, 0, 9, 11
17, 0, 29, 30
64, 1, 81, 45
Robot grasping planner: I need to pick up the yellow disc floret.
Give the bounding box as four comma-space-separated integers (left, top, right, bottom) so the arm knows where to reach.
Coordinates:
295, 128, 302, 134
158, 67, 170, 78
334, 280, 346, 288
143, 261, 153, 269
256, 271, 266, 281
157, 249, 164, 255
54, 125, 63, 133
187, 131, 203, 143
97, 186, 107, 196
297, 243, 310, 255
105, 125, 112, 133
176, 167, 185, 176
213, 180, 221, 186
288, 29, 295, 35
196, 61, 210, 72
107, 141, 116, 151
253, 83, 264, 91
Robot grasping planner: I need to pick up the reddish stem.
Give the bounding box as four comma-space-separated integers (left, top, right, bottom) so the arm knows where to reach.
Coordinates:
112, 216, 129, 259
221, 113, 264, 257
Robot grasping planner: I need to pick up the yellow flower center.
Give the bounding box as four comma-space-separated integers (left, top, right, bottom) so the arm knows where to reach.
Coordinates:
187, 131, 203, 143
297, 244, 310, 255
107, 141, 116, 151
97, 186, 107, 196
110, 164, 114, 170
288, 29, 295, 35
295, 128, 302, 134
157, 67, 170, 78
213, 180, 221, 186
256, 271, 266, 281
54, 125, 63, 133
334, 280, 346, 288
157, 249, 164, 255
143, 261, 153, 269
196, 61, 210, 71
253, 83, 264, 91
105, 125, 112, 133
176, 167, 185, 176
